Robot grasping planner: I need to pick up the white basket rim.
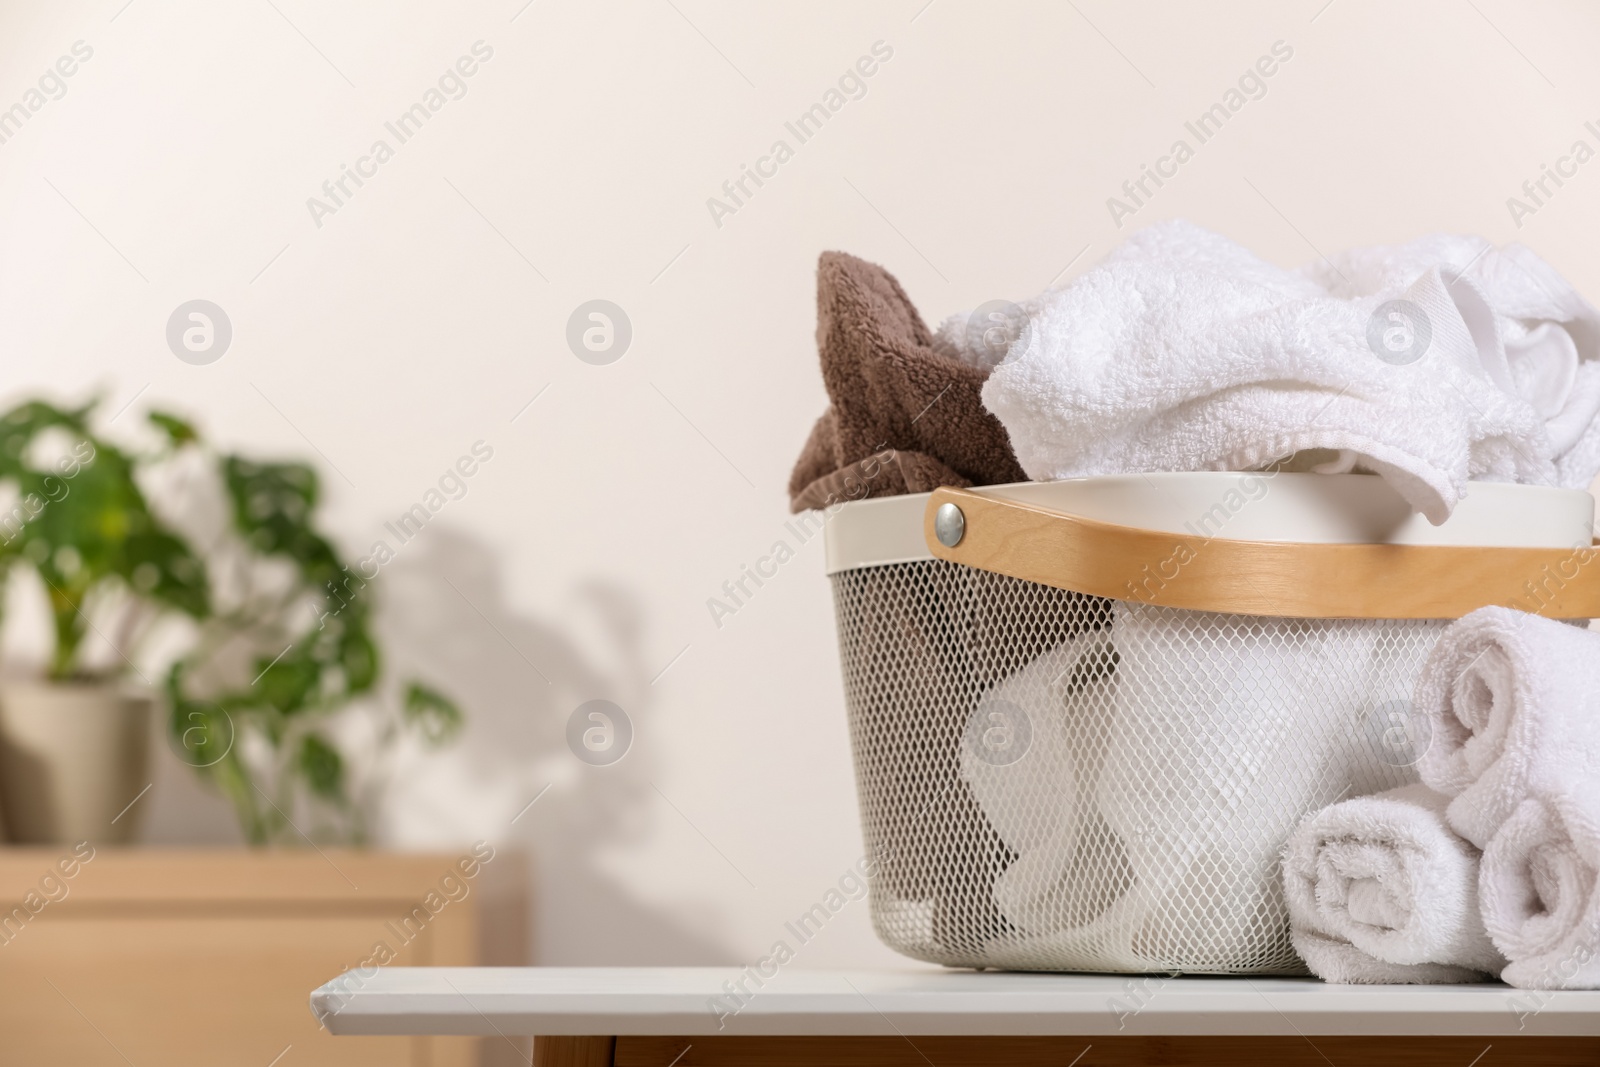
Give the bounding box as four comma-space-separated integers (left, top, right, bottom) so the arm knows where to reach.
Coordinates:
823, 473, 1596, 575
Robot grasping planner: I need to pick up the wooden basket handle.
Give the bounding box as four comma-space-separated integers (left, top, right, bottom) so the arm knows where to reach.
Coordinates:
922, 486, 1600, 620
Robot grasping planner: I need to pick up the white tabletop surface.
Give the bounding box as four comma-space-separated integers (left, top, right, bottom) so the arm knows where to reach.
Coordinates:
310, 967, 1600, 1037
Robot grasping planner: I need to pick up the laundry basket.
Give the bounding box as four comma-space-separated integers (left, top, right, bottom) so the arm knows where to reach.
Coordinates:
825, 472, 1600, 974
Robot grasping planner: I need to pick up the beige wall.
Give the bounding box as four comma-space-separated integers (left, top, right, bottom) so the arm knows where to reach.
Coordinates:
0, 0, 1597, 971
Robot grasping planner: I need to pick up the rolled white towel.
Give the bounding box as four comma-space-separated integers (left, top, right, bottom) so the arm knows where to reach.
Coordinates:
1481, 792, 1600, 989
1413, 606, 1600, 849
1283, 784, 1504, 983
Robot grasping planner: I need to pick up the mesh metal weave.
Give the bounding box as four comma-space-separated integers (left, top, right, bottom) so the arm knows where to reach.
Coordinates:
832, 558, 1447, 974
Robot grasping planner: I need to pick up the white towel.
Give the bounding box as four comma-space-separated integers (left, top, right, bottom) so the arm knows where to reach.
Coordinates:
958, 633, 1123, 940
1480, 792, 1600, 989
1093, 605, 1393, 967
1306, 236, 1600, 490
1288, 928, 1498, 985
959, 634, 1112, 861
1414, 606, 1600, 849
964, 608, 1444, 971
937, 221, 1562, 523
1283, 783, 1504, 983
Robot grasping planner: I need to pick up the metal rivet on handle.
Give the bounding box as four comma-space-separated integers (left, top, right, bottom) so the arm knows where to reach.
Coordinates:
934, 502, 966, 547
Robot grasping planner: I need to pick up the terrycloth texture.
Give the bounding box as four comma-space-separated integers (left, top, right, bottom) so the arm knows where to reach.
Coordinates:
936, 221, 1556, 523
1481, 793, 1600, 989
788, 252, 1025, 512
959, 635, 1113, 861
1306, 236, 1600, 490
1414, 607, 1600, 850
1091, 606, 1422, 969
1283, 783, 1504, 983
1288, 928, 1497, 985
958, 633, 1125, 942
949, 607, 1448, 972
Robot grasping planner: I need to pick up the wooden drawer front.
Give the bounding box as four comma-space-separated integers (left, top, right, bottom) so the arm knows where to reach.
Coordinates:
0, 914, 473, 1066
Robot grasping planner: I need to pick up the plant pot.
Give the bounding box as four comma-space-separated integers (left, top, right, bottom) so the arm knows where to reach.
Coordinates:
0, 681, 153, 844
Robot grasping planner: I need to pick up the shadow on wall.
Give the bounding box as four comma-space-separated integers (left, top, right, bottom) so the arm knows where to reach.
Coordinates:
374, 525, 742, 968
142, 524, 740, 973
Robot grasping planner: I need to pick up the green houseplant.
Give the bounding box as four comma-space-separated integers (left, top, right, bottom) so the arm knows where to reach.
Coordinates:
0, 399, 463, 846
0, 400, 209, 842
161, 420, 462, 844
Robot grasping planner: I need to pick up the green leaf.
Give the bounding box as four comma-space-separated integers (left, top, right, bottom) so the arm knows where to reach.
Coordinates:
121, 529, 209, 617
297, 733, 344, 801
251, 646, 319, 715
403, 681, 463, 745
339, 628, 379, 694
148, 411, 200, 447
222, 456, 323, 556
0, 398, 210, 679
148, 433, 473, 846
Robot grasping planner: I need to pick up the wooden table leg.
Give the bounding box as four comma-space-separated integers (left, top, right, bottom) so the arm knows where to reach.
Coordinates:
532, 1035, 616, 1066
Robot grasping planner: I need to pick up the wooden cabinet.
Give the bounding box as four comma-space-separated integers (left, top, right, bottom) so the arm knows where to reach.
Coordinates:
0, 847, 519, 1066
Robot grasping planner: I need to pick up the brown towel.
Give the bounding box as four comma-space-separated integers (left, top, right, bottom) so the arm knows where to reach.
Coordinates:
788, 252, 1025, 512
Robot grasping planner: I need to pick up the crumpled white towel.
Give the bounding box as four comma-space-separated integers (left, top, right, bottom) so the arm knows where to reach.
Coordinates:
1283, 783, 1504, 983
966, 609, 1447, 972
1093, 605, 1392, 968
959, 635, 1112, 860
1480, 792, 1600, 989
958, 633, 1126, 943
1414, 606, 1600, 849
936, 220, 1566, 523
1306, 236, 1600, 490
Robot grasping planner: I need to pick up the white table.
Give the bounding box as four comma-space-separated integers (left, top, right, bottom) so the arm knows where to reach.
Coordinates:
311, 967, 1600, 1066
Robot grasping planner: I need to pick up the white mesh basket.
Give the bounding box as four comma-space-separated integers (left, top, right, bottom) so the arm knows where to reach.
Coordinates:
824, 474, 1598, 974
